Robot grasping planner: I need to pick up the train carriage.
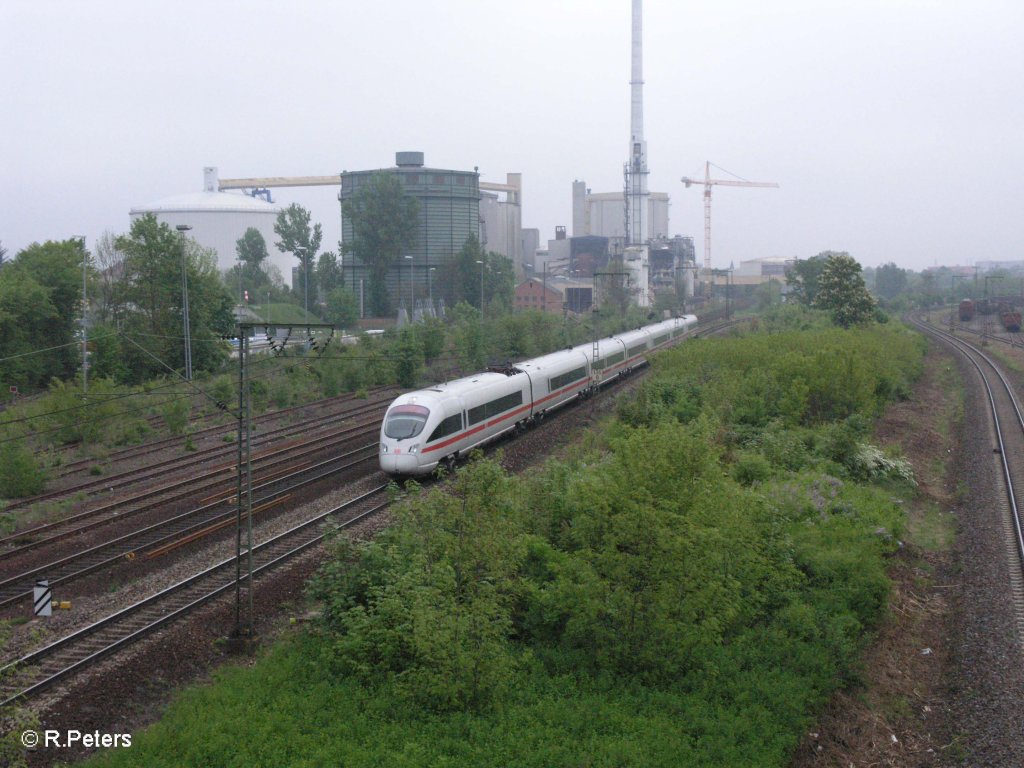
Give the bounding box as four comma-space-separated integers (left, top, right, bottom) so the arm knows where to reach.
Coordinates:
380, 314, 699, 476
380, 372, 529, 475
516, 348, 592, 418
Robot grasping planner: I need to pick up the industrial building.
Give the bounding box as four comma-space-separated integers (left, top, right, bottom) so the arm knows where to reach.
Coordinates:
340, 152, 480, 309
129, 167, 288, 281
514, 276, 593, 315
732, 256, 796, 286
571, 181, 671, 244
478, 174, 523, 265
212, 155, 525, 314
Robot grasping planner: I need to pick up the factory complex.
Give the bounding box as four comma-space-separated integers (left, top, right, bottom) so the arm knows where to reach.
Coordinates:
129, 0, 779, 318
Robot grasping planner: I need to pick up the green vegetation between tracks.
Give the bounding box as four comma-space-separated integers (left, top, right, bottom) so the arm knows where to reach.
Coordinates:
85, 315, 924, 768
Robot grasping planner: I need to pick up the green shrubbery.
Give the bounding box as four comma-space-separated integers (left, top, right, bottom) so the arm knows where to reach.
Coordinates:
88, 321, 925, 768
0, 442, 46, 498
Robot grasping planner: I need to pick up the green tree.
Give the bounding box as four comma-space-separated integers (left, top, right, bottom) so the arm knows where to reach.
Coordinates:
114, 214, 232, 382
814, 252, 877, 328
393, 327, 424, 387
274, 204, 322, 312
341, 173, 420, 316
874, 262, 907, 300
443, 235, 509, 311
316, 251, 343, 300
0, 239, 88, 387
786, 253, 830, 306
0, 269, 60, 389
323, 285, 359, 329
92, 231, 124, 324
484, 252, 515, 313
755, 278, 783, 310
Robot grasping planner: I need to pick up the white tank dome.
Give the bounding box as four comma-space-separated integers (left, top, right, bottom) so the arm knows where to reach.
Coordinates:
130, 167, 292, 285
131, 190, 280, 214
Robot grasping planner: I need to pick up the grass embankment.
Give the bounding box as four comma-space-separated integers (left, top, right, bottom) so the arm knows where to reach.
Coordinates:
87, 318, 926, 768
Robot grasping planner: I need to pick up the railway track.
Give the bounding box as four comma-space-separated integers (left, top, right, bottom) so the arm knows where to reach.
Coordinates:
7, 389, 398, 515
0, 484, 391, 708
45, 385, 397, 478
0, 405, 389, 559
0, 316, 741, 707
0, 427, 381, 610
913, 317, 1024, 639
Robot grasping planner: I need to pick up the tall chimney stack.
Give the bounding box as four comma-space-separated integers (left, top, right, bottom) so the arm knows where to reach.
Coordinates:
626, 0, 649, 247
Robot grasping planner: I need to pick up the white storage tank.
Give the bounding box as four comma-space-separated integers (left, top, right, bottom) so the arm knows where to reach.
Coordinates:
130, 167, 291, 285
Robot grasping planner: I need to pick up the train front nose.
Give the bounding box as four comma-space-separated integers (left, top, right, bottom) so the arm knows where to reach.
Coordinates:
379, 447, 424, 475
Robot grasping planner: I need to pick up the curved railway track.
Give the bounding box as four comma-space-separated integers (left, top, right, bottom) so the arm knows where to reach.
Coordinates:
0, 484, 391, 708
913, 316, 1024, 638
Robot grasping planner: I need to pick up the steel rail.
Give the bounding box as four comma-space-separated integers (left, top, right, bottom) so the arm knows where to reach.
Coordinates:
5, 389, 397, 515
0, 439, 379, 610
0, 316, 739, 706
913, 317, 1024, 574
0, 407, 387, 557
0, 484, 390, 707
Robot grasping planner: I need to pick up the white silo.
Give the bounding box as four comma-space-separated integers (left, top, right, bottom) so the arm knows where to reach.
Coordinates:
130, 168, 291, 285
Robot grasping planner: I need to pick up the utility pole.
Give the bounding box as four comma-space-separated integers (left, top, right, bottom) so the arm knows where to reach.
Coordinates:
476, 259, 485, 321
74, 235, 88, 394
232, 321, 335, 642
175, 225, 193, 380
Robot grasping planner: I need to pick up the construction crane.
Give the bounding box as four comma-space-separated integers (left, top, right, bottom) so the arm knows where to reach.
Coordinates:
680, 162, 779, 288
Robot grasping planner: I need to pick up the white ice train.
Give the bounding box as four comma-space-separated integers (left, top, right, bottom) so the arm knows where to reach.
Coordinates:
379, 315, 698, 476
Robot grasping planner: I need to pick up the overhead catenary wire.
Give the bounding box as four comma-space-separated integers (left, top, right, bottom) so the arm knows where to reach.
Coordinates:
0, 332, 118, 364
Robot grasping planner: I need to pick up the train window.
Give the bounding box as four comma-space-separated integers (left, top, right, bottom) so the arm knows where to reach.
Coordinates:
428, 413, 463, 443
653, 334, 670, 345
469, 390, 525, 424
628, 344, 647, 357
383, 404, 430, 439
550, 366, 586, 391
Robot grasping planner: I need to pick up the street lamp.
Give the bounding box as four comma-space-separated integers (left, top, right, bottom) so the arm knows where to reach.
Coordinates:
476, 259, 485, 320
175, 224, 193, 380
403, 255, 413, 312
295, 246, 308, 319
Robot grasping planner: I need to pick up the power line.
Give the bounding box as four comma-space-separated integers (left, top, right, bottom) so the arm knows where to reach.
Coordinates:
0, 332, 117, 364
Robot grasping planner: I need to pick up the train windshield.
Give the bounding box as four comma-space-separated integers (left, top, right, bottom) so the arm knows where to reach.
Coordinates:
384, 404, 430, 439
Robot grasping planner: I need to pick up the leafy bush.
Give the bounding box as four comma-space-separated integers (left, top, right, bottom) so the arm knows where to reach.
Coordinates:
0, 442, 46, 498
160, 396, 191, 436
86, 320, 923, 768
733, 451, 773, 485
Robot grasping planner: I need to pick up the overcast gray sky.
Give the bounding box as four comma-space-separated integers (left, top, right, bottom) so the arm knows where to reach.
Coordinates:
2, 0, 1021, 272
